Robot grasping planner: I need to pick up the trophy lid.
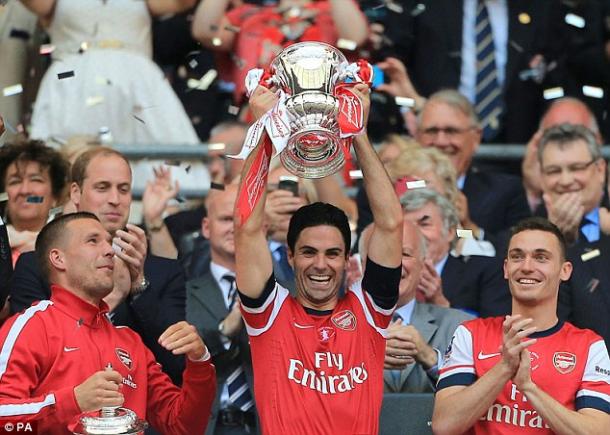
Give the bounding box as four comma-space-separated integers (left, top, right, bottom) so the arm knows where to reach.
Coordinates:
271, 41, 347, 94
72, 407, 148, 435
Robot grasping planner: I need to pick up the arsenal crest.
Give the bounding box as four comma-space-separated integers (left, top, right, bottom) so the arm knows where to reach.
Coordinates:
553, 352, 576, 374
116, 348, 133, 371
318, 326, 335, 342
331, 310, 356, 331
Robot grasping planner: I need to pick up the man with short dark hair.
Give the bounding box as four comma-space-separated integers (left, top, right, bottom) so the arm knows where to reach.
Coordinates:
9, 147, 187, 384
433, 217, 610, 434
233, 84, 403, 433
0, 212, 216, 434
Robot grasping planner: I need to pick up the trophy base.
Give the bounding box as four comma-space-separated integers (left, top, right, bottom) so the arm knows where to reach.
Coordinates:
281, 128, 345, 179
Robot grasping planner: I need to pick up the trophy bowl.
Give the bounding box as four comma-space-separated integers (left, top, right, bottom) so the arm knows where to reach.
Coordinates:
270, 41, 348, 178
72, 406, 148, 435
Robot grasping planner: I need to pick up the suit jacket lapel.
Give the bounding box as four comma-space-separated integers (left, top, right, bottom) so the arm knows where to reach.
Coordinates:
188, 273, 228, 322
399, 303, 438, 388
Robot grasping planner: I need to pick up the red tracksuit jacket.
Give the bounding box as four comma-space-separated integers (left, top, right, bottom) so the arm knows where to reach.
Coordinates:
0, 286, 216, 434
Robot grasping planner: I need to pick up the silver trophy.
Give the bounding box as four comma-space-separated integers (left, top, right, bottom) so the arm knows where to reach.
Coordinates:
270, 41, 348, 178
72, 406, 148, 435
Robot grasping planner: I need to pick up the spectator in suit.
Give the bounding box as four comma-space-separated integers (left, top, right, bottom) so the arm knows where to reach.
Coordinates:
522, 97, 602, 212
538, 123, 606, 246
380, 0, 558, 143
9, 147, 187, 385
186, 184, 257, 434
559, 231, 610, 350
360, 219, 473, 393
400, 188, 511, 317
415, 89, 531, 242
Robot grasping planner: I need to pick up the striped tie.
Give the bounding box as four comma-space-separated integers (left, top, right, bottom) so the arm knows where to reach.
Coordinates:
227, 365, 254, 411
222, 274, 254, 411
475, 0, 503, 141
223, 275, 237, 309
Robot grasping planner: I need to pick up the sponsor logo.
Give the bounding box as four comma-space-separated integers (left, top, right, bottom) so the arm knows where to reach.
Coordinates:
478, 351, 501, 360
595, 365, 610, 376
553, 352, 576, 374
115, 348, 133, 371
480, 402, 549, 429
287, 352, 368, 394
444, 335, 455, 360
122, 374, 137, 389
331, 310, 356, 331
63, 346, 79, 352
318, 326, 335, 342
293, 322, 314, 329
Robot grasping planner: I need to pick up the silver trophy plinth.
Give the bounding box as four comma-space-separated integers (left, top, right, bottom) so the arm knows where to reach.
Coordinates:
72, 406, 147, 435
270, 41, 348, 178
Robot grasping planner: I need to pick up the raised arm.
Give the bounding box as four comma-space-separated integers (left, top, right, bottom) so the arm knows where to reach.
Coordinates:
328, 0, 369, 47
233, 86, 278, 298
19, 0, 55, 21
351, 84, 402, 269
191, 0, 235, 51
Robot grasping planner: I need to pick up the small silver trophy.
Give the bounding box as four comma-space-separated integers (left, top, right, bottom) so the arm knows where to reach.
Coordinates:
270, 41, 349, 178
72, 406, 148, 435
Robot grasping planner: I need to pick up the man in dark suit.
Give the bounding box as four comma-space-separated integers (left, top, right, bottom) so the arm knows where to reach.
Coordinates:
415, 90, 531, 244
9, 147, 186, 385
186, 184, 257, 434
558, 232, 610, 350
400, 188, 511, 317
381, 0, 558, 143
538, 123, 607, 246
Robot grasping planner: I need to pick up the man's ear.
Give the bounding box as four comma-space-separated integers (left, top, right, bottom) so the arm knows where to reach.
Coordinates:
70, 182, 81, 208
202, 217, 210, 239
48, 248, 67, 272
559, 260, 573, 282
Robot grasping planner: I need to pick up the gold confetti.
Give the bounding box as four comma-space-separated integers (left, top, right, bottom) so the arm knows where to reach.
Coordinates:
456, 229, 473, 238
212, 37, 222, 47
0, 192, 8, 202
3, 84, 23, 97
581, 249, 600, 262
518, 13, 531, 24
228, 105, 240, 115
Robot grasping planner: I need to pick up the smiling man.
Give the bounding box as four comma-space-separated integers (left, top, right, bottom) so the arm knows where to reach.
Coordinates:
538, 123, 607, 245
432, 217, 610, 434
0, 212, 216, 434
233, 84, 403, 434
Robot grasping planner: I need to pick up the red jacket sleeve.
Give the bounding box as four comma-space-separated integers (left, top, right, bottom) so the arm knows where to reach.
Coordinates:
145, 346, 216, 434
0, 304, 82, 430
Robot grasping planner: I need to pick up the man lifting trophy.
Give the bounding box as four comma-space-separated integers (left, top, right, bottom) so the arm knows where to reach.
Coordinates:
232, 42, 403, 433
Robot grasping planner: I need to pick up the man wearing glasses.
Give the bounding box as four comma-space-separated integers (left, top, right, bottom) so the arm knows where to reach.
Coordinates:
415, 89, 531, 244
538, 124, 610, 349
538, 124, 607, 246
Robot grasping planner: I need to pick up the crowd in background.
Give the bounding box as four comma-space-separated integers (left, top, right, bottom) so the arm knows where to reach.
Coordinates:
1, 0, 610, 433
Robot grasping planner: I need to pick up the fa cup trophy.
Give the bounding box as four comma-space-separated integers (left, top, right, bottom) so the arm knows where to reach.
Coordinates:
71, 406, 147, 434
235, 41, 372, 179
